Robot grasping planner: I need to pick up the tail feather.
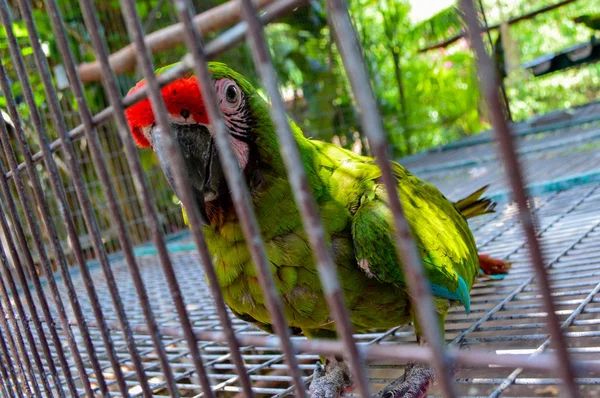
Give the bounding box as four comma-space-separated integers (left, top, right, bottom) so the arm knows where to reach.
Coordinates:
454, 185, 496, 219
454, 186, 511, 279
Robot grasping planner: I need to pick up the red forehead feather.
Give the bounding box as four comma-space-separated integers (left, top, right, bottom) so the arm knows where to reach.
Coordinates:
125, 75, 209, 148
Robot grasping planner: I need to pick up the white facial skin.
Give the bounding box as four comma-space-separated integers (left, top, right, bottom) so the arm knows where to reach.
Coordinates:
209, 78, 251, 170
146, 78, 250, 171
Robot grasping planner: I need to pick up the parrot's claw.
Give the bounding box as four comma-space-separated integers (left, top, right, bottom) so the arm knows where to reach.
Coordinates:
309, 359, 352, 398
373, 363, 435, 398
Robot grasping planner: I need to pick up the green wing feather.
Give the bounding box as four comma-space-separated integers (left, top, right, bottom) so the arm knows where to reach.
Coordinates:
350, 161, 479, 314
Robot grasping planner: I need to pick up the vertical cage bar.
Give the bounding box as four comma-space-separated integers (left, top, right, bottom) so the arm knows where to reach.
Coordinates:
0, 183, 55, 396
0, 311, 24, 398
77, 0, 211, 395
325, 0, 458, 396
166, 1, 264, 396
0, 275, 36, 397
0, 350, 15, 398
76, 2, 184, 395
173, 0, 311, 394
0, 355, 11, 398
0, 3, 108, 395
459, 0, 579, 396
105, 0, 221, 395
0, 89, 75, 398
239, 0, 372, 395
42, 0, 165, 394
18, 0, 150, 395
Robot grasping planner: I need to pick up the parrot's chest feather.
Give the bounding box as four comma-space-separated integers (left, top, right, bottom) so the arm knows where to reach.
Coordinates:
204, 218, 332, 328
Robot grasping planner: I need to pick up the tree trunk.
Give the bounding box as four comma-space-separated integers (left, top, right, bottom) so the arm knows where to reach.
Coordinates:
391, 48, 412, 155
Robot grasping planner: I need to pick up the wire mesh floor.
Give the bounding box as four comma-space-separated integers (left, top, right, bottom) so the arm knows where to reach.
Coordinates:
3, 110, 600, 398
2, 181, 598, 397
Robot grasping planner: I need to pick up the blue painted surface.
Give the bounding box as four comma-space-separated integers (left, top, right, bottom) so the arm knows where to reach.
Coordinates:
487, 169, 600, 204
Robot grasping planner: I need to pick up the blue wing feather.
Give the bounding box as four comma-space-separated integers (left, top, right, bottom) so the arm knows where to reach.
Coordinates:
429, 274, 471, 315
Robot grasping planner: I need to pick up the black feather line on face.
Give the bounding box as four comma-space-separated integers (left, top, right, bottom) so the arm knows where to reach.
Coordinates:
223, 89, 254, 141
230, 131, 252, 143
227, 89, 262, 192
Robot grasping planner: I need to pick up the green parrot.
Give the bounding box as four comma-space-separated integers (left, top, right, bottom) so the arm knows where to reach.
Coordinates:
125, 62, 509, 397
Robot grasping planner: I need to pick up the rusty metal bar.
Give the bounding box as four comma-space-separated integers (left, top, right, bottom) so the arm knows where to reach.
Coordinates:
0, 333, 18, 398
0, 192, 55, 395
10, 0, 137, 395
42, 0, 164, 394
0, 59, 95, 398
78, 0, 220, 395
0, 309, 24, 398
477, 0, 513, 122
170, 0, 277, 396
170, 0, 314, 396
76, 0, 198, 395
86, 317, 600, 376
0, 344, 16, 398
459, 1, 579, 397
0, 2, 113, 396
239, 0, 372, 395
0, 135, 68, 398
17, 0, 154, 395
0, 360, 10, 398
0, 272, 36, 397
116, 0, 228, 396
325, 0, 458, 396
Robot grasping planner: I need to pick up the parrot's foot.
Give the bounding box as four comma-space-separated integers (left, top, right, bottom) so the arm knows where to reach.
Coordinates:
478, 253, 511, 275
309, 358, 352, 398
373, 362, 434, 398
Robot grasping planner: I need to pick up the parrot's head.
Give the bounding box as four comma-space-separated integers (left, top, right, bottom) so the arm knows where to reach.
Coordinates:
125, 62, 272, 226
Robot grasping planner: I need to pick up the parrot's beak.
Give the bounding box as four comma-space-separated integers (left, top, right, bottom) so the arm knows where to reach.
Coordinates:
150, 123, 225, 225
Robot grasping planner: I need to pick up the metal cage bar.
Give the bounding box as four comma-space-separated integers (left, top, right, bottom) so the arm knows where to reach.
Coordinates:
14, 0, 153, 395
117, 0, 259, 395
39, 0, 181, 394
0, 129, 68, 397
0, 195, 56, 395
459, 0, 579, 396
85, 317, 600, 373
0, 272, 36, 397
76, 0, 193, 395
238, 0, 373, 395
0, 13, 107, 395
0, 308, 25, 397
0, 0, 597, 396
325, 0, 458, 396
2, 0, 139, 396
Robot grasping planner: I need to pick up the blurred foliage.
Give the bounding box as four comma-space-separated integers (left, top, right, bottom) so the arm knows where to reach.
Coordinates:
0, 0, 599, 247
1, 0, 599, 156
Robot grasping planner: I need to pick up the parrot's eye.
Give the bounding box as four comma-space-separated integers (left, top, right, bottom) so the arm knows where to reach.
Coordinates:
225, 85, 239, 104
180, 109, 190, 119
